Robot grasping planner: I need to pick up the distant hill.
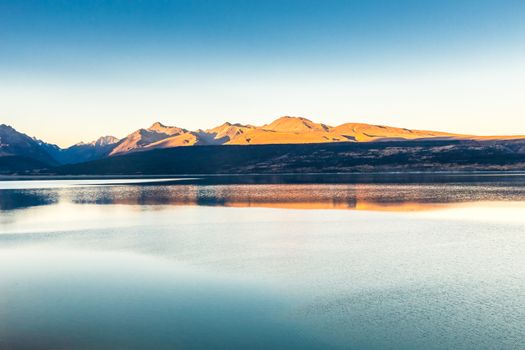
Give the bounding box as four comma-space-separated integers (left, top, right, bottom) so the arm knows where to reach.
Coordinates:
1, 116, 525, 174
50, 136, 119, 164
0, 156, 52, 174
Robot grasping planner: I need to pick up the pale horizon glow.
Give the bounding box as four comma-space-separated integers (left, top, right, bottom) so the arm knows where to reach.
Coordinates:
1, 0, 524, 147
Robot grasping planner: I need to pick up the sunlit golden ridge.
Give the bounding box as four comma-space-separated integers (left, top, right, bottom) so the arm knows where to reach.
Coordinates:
108, 116, 525, 155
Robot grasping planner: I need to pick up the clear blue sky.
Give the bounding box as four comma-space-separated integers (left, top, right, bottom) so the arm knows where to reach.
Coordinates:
1, 0, 524, 146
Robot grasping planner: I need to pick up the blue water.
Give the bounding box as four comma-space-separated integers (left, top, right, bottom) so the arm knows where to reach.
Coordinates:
1, 177, 525, 349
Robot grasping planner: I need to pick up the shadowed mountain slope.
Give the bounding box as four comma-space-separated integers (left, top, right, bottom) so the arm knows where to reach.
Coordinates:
0, 124, 58, 165
53, 139, 525, 175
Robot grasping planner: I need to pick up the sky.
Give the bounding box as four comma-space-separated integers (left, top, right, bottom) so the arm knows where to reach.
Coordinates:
1, 0, 524, 147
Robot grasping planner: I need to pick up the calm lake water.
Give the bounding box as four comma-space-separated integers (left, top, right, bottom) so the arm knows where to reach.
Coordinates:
1, 174, 525, 349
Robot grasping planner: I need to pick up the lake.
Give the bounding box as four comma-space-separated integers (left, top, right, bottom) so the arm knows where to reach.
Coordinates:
1, 174, 525, 349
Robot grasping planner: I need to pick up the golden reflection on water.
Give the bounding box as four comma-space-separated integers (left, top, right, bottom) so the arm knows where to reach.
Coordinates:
64, 183, 525, 212
1, 182, 525, 213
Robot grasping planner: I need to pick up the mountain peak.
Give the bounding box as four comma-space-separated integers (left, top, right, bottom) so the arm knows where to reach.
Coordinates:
92, 136, 119, 147
147, 121, 186, 135
149, 121, 166, 130
0, 124, 15, 131
264, 116, 330, 133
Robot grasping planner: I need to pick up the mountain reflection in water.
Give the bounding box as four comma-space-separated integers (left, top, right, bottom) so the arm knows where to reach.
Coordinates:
1, 173, 525, 212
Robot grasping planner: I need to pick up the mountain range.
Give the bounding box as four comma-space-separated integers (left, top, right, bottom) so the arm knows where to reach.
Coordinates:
1, 116, 525, 174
